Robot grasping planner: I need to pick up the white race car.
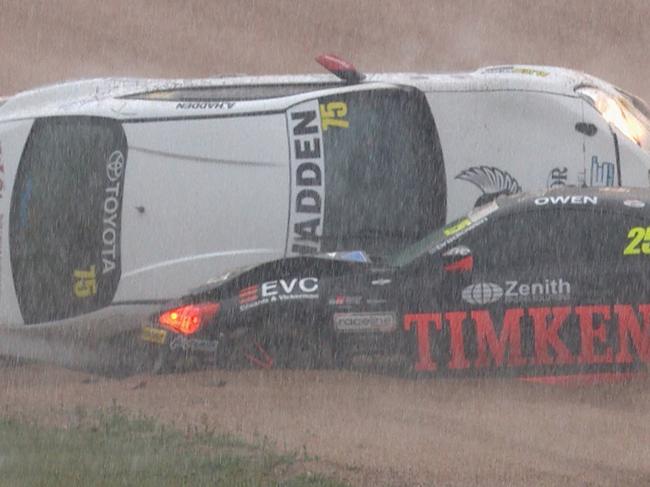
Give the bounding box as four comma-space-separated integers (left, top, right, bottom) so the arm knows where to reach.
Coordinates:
0, 55, 649, 334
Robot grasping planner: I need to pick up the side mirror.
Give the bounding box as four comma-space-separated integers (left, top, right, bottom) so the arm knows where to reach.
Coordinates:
442, 246, 473, 273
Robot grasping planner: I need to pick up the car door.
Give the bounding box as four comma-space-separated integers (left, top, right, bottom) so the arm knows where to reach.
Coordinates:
440, 210, 572, 375
402, 207, 608, 376
433, 204, 650, 376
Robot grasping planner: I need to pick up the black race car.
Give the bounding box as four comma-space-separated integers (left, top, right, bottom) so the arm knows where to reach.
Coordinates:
141, 187, 650, 380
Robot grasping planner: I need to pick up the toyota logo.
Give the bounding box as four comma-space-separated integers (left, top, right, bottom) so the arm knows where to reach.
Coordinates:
106, 150, 124, 182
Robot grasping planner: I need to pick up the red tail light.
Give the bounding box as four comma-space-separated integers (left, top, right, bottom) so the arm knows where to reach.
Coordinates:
159, 302, 220, 336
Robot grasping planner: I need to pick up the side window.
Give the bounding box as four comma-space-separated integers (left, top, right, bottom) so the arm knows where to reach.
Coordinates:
318, 87, 446, 254
460, 207, 650, 274
459, 210, 583, 271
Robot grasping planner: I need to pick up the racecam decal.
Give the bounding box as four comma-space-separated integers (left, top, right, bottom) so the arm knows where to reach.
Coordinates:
287, 101, 325, 255
333, 312, 397, 333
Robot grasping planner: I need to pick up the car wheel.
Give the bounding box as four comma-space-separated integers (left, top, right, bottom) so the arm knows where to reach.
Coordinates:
238, 320, 334, 370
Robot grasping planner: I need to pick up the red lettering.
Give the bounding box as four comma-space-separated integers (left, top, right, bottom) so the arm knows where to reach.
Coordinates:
404, 313, 442, 371
445, 311, 470, 369
473, 308, 526, 368
529, 306, 573, 365
614, 304, 650, 363
576, 305, 613, 364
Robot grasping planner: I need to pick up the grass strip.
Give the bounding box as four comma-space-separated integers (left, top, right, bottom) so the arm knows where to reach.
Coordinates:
0, 405, 348, 487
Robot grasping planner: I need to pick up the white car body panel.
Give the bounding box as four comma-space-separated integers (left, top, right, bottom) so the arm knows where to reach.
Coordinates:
0, 64, 649, 335
118, 115, 289, 300
428, 90, 585, 221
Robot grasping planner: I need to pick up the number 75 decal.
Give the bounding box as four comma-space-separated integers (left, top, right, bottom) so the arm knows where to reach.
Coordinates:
624, 227, 650, 255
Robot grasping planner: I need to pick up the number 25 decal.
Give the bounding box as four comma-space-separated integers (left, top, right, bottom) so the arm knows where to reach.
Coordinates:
623, 227, 650, 255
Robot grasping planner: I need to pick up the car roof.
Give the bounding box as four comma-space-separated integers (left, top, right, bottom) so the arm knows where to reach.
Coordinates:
0, 64, 592, 121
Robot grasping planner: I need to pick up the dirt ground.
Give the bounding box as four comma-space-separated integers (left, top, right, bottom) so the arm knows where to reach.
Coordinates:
2, 364, 650, 486
2, 1, 650, 485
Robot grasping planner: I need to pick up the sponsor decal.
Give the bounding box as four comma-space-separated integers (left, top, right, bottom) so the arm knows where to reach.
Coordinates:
443, 245, 471, 257
329, 295, 363, 306
141, 326, 168, 345
483, 66, 550, 78
239, 277, 319, 310
404, 304, 650, 371
547, 167, 568, 188
534, 195, 598, 206
624, 200, 645, 208
106, 150, 124, 182
462, 282, 503, 305
483, 66, 516, 74
443, 218, 471, 236
102, 150, 124, 274
443, 246, 474, 272
590, 156, 615, 187
456, 166, 521, 207
319, 101, 349, 131
169, 335, 219, 353
334, 312, 397, 333
175, 101, 236, 110
462, 279, 570, 305
483, 66, 549, 77
511, 67, 549, 77
431, 217, 489, 253
623, 226, 650, 255
371, 278, 391, 286
287, 101, 325, 255
73, 265, 97, 298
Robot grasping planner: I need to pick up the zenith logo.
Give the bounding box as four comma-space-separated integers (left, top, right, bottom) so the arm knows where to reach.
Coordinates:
462, 283, 503, 305
462, 279, 571, 305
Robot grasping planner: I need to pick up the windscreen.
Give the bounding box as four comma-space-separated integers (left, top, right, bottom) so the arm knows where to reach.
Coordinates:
10, 117, 127, 324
